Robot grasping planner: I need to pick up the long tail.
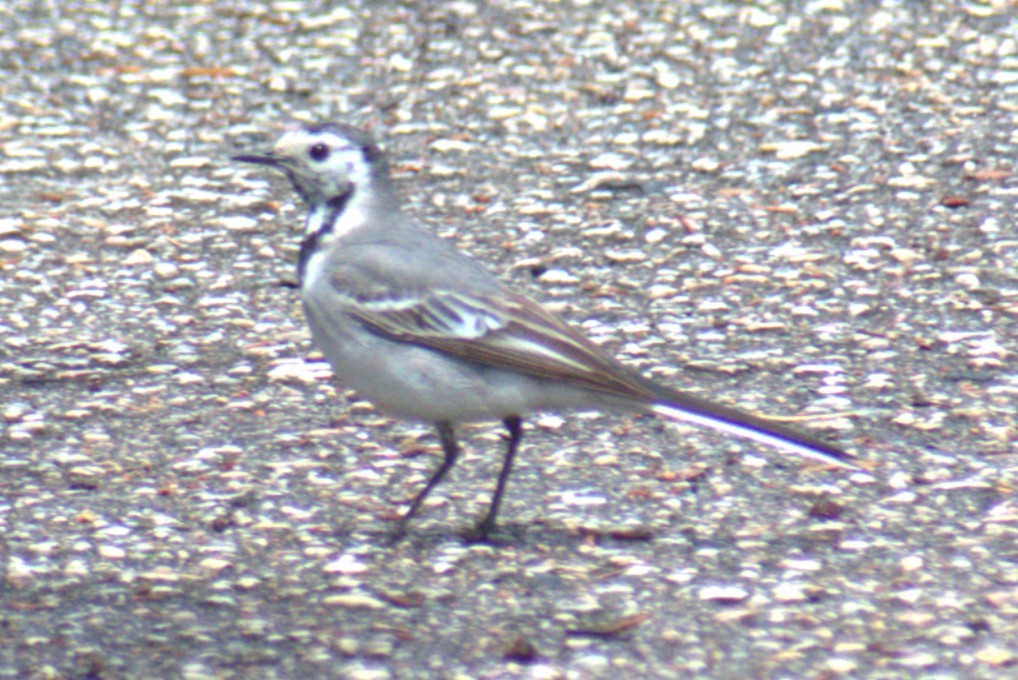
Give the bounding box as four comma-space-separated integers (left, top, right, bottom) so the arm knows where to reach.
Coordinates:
647, 385, 857, 469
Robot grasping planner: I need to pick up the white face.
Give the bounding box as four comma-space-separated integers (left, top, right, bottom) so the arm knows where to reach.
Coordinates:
271, 127, 373, 203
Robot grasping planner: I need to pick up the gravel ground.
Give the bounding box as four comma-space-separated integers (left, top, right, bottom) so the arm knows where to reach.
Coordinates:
2, 1, 1016, 678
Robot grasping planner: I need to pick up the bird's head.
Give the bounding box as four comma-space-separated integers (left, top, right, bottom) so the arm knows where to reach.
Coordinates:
233, 123, 388, 206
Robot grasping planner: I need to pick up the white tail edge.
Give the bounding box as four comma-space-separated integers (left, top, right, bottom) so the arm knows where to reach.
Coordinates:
650, 403, 857, 469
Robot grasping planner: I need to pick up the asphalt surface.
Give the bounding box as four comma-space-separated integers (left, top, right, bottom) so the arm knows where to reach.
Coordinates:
2, 1, 1017, 678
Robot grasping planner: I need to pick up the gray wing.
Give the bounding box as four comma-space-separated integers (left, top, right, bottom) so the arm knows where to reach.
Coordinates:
316, 239, 656, 400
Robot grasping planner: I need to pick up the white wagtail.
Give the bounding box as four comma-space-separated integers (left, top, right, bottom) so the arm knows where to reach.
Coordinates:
233, 122, 856, 540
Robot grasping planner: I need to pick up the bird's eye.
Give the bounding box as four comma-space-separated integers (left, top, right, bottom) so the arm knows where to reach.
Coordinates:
309, 143, 330, 162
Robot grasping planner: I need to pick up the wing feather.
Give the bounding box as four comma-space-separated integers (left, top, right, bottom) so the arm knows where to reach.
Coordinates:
347, 287, 656, 400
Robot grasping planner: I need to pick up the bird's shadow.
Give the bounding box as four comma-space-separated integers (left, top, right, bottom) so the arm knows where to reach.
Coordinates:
354, 517, 661, 551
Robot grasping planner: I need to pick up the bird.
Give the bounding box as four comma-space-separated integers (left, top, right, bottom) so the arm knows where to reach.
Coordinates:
232, 122, 856, 541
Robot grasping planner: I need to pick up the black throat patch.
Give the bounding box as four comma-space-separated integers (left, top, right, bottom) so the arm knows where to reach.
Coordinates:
297, 188, 353, 282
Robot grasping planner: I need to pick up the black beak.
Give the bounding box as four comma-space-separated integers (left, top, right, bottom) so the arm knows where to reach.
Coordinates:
232, 152, 283, 167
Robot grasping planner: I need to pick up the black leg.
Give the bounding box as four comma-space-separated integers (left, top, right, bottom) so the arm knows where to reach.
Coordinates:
396, 421, 460, 537
476, 415, 523, 539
